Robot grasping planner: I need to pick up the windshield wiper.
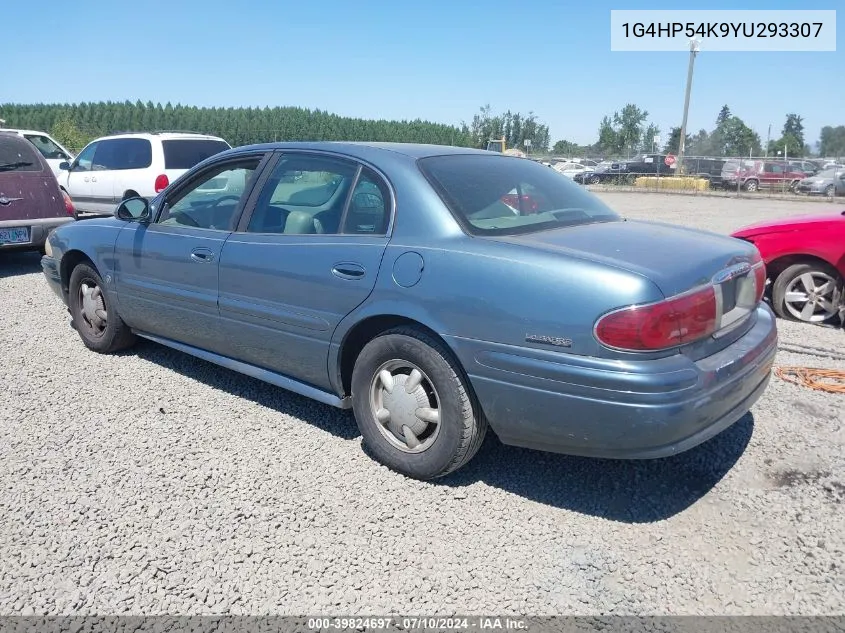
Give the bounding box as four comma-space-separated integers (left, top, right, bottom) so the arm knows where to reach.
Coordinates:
0, 161, 34, 171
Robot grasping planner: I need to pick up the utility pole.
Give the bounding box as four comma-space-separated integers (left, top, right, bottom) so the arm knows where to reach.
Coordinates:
677, 39, 700, 174
764, 124, 771, 159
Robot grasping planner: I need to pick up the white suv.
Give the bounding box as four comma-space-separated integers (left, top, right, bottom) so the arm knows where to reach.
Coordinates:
56, 132, 231, 215
1, 128, 75, 177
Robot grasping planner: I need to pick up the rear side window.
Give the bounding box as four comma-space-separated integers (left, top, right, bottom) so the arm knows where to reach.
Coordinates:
163, 139, 230, 169
418, 154, 620, 236
0, 135, 43, 172
93, 139, 153, 170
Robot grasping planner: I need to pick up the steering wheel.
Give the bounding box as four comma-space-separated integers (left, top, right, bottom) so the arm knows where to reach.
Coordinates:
171, 211, 199, 227
210, 195, 241, 207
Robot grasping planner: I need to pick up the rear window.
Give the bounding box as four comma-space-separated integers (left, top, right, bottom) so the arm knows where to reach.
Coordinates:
418, 154, 621, 236
0, 135, 43, 172
163, 139, 230, 169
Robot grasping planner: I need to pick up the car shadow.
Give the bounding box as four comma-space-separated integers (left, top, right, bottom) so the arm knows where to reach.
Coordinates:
127, 337, 753, 522
0, 250, 42, 278
440, 412, 755, 523
125, 338, 359, 440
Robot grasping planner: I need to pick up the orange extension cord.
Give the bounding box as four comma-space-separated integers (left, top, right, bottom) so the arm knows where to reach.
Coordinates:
774, 366, 845, 394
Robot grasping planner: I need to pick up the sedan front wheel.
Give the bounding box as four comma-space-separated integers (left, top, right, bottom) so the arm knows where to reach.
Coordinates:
351, 327, 487, 480
69, 263, 137, 353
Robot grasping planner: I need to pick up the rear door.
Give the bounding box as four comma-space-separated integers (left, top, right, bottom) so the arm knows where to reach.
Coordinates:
94, 137, 154, 204
217, 151, 393, 391
0, 135, 66, 246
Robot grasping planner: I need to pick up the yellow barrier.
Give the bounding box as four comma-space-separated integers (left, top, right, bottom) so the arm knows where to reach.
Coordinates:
633, 176, 710, 191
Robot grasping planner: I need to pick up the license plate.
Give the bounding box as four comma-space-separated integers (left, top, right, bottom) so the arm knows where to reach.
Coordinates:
0, 227, 30, 245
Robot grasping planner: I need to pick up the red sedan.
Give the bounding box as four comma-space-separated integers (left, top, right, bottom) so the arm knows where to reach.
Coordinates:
731, 210, 845, 325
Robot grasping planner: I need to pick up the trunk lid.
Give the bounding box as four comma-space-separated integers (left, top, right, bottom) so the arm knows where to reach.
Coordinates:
0, 135, 67, 221
488, 218, 759, 298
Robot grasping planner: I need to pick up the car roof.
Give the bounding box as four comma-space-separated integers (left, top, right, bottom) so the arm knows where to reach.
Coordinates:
224, 141, 503, 161
94, 132, 228, 142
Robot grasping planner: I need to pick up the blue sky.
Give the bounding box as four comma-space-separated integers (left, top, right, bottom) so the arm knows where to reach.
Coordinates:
2, 0, 841, 148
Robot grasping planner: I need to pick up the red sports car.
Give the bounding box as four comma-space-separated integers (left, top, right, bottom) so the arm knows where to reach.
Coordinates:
731, 210, 845, 325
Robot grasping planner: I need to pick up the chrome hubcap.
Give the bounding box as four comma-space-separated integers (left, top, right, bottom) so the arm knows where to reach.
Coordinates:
79, 282, 107, 336
369, 360, 440, 453
784, 271, 839, 322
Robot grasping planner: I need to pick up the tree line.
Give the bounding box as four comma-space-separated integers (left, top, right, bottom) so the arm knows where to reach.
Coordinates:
0, 101, 553, 153
553, 103, 844, 159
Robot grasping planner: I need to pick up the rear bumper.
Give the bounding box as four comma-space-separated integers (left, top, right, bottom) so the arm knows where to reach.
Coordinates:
449, 305, 777, 459
0, 217, 74, 250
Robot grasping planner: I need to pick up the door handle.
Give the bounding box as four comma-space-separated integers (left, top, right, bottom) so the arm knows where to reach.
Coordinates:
190, 247, 215, 263
331, 262, 365, 280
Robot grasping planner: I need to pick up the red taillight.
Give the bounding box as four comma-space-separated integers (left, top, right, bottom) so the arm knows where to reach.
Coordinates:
595, 286, 718, 351
154, 174, 169, 193
61, 190, 74, 216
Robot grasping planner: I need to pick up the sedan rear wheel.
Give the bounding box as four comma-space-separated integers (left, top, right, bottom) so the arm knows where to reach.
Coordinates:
69, 263, 137, 353
772, 262, 843, 324
351, 327, 486, 480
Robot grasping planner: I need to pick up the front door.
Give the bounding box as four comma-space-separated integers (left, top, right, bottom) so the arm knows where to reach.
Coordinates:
113, 154, 266, 353
218, 152, 393, 391
63, 142, 98, 212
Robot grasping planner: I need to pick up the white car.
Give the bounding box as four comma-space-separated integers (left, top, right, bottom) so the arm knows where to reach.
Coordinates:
552, 161, 589, 179
1, 128, 75, 177
56, 132, 231, 215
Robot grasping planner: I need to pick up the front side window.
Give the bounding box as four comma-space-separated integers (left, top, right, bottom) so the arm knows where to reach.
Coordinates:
418, 154, 620, 236
158, 159, 260, 231
24, 134, 68, 160
92, 139, 152, 170
72, 143, 98, 172
246, 154, 358, 235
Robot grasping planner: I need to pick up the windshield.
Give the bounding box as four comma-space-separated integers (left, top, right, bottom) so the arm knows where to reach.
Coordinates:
418, 154, 621, 236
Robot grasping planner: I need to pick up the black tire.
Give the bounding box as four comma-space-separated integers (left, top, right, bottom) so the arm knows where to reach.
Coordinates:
69, 262, 137, 353
771, 262, 843, 324
825, 185, 835, 198
589, 175, 601, 185
351, 327, 487, 480
744, 179, 759, 192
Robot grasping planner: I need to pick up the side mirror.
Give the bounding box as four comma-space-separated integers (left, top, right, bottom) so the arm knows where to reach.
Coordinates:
115, 197, 151, 222
58, 161, 71, 171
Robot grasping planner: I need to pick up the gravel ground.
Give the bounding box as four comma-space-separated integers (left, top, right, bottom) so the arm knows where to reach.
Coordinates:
1, 193, 844, 616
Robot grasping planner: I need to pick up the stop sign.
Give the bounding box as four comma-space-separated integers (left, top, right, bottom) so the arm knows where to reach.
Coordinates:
664, 154, 676, 167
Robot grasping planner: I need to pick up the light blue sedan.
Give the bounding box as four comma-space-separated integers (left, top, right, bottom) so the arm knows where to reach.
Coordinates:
42, 142, 777, 479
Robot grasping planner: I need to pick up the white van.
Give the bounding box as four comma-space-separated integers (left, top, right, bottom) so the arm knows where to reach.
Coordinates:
56, 132, 231, 215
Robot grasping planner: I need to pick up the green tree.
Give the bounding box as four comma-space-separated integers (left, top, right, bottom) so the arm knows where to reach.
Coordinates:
50, 117, 91, 152
716, 105, 732, 127
663, 126, 690, 154
819, 125, 845, 157
640, 123, 660, 153
612, 104, 649, 156
596, 116, 617, 154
